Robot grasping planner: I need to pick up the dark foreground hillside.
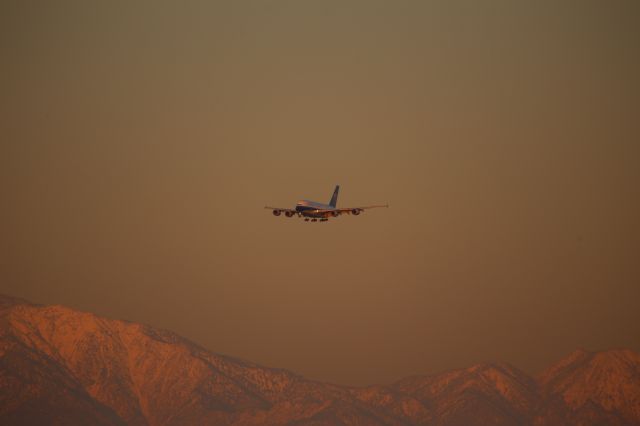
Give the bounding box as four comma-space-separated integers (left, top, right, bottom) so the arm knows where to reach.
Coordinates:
1, 295, 639, 425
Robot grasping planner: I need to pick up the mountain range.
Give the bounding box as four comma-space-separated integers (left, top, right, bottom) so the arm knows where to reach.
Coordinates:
1, 294, 639, 425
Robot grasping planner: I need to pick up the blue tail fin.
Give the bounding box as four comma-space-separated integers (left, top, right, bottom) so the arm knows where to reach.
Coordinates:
329, 185, 340, 207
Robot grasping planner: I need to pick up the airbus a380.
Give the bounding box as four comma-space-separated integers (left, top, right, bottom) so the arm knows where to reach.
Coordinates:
265, 185, 388, 222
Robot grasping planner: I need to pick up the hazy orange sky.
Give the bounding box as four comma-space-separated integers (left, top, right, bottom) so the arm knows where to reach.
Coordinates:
1, 1, 639, 386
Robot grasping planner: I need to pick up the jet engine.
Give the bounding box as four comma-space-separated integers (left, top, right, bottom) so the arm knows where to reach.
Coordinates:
285, 211, 295, 217
272, 210, 281, 216
352, 209, 361, 215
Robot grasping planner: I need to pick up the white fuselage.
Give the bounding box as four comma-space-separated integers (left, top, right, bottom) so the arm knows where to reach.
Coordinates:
295, 200, 335, 218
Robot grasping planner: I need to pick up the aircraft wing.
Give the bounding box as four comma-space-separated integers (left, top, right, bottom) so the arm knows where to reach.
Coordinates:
353, 204, 389, 210
312, 204, 389, 216
265, 204, 388, 218
265, 206, 294, 211
264, 206, 298, 216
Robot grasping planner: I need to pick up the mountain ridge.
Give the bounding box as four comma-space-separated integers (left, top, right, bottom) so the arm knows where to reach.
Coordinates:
1, 294, 638, 425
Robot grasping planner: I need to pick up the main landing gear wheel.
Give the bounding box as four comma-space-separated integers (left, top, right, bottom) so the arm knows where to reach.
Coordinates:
304, 218, 310, 222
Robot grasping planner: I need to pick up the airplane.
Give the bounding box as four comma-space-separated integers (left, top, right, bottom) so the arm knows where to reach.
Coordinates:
265, 185, 388, 222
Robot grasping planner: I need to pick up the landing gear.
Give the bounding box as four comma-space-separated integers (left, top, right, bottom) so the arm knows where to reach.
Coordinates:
303, 217, 327, 223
